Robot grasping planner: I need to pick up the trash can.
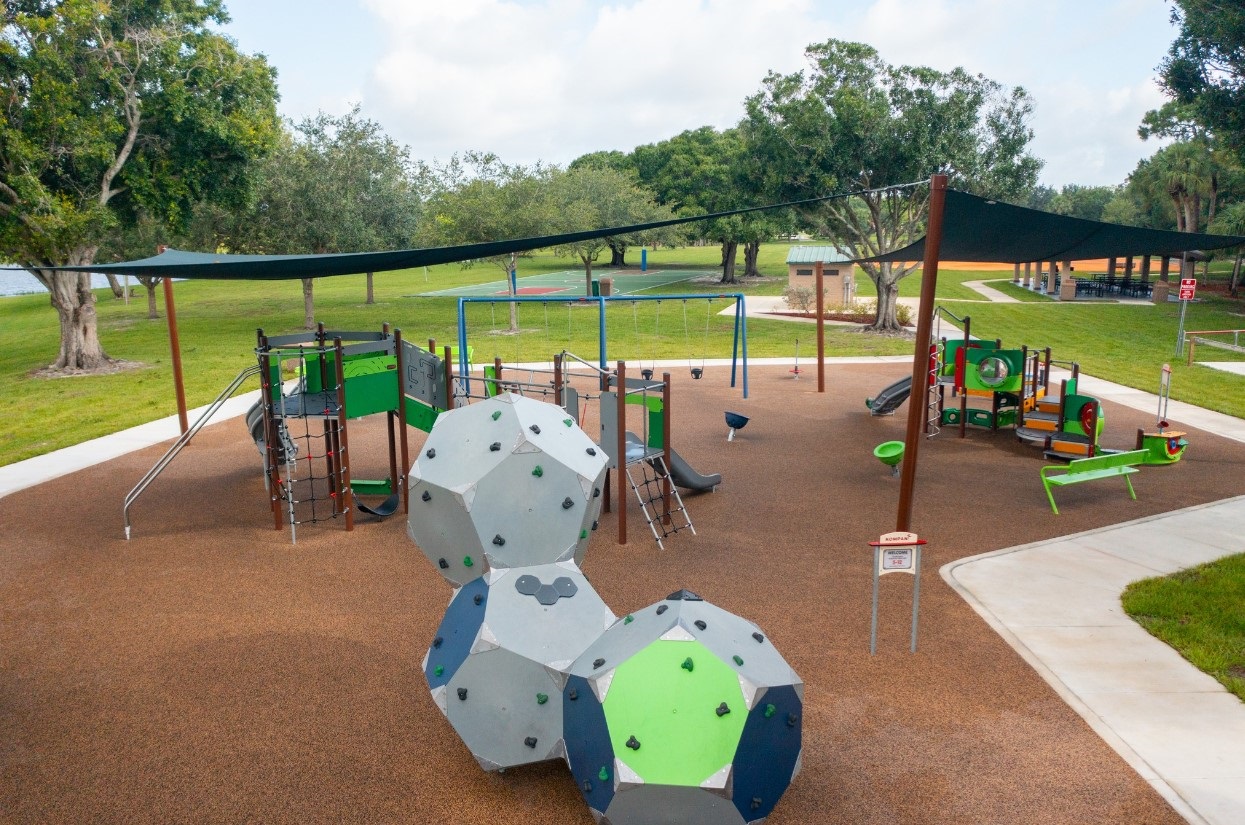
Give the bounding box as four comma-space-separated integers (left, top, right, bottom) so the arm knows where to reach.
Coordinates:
590, 279, 600, 297
599, 277, 613, 296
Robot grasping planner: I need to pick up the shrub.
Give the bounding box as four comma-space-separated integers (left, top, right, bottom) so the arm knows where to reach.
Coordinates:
782, 285, 817, 314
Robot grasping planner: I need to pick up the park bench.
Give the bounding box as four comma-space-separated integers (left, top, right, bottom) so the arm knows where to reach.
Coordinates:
1040, 449, 1148, 515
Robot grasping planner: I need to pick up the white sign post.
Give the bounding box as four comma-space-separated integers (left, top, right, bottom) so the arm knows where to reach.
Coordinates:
869, 531, 927, 655
1176, 277, 1197, 355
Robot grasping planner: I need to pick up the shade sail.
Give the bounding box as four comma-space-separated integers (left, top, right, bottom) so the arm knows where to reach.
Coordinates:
868, 189, 1245, 264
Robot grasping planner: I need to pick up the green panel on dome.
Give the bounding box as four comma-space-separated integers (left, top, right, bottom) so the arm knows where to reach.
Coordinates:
602, 639, 745, 786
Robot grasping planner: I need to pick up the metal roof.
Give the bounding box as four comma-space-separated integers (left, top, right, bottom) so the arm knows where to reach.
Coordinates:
785, 246, 854, 265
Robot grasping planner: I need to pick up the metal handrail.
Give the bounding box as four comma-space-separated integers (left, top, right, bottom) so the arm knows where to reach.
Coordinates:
123, 364, 261, 539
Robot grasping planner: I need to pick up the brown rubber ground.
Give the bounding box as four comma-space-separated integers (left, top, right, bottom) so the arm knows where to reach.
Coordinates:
4, 363, 1241, 824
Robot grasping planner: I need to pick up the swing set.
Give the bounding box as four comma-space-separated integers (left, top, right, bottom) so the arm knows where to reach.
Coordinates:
454, 292, 750, 397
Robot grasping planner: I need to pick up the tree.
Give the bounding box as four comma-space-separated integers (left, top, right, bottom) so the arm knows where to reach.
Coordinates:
548, 165, 676, 292
1160, 1, 1245, 155
207, 107, 421, 328
0, 0, 279, 372
415, 153, 557, 332
742, 39, 1041, 330
1048, 185, 1119, 222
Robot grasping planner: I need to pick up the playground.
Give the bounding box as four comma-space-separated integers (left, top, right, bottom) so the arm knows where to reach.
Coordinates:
3, 360, 1244, 824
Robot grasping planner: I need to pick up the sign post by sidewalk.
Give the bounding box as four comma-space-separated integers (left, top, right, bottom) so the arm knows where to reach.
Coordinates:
869, 531, 927, 654
1175, 277, 1197, 355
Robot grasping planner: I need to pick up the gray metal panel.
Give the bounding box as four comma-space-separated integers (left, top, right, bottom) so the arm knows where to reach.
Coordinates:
603, 785, 747, 825
408, 476, 487, 586
401, 339, 447, 409
567, 599, 680, 680
599, 392, 620, 470
482, 564, 614, 667
783, 246, 852, 265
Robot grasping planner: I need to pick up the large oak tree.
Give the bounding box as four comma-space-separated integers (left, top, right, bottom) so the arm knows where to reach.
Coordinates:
0, 0, 279, 372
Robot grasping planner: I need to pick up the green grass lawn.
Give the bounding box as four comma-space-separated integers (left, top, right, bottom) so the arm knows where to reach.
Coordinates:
4, 242, 1245, 465
1122, 555, 1245, 703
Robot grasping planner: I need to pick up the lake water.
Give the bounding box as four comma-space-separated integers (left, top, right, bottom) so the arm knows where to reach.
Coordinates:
0, 271, 118, 298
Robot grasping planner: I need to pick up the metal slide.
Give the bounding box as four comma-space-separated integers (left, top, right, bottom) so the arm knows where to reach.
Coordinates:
866, 375, 913, 416
625, 432, 721, 492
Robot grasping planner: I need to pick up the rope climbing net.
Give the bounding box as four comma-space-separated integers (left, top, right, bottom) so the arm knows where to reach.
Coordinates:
625, 454, 694, 550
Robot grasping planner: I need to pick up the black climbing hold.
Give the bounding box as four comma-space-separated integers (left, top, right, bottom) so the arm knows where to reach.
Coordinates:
591, 520, 599, 531
787, 713, 798, 728
490, 442, 501, 452
753, 632, 765, 643
592, 657, 605, 669
666, 589, 703, 601
493, 534, 506, 546
432, 636, 443, 649
426, 448, 436, 459
422, 490, 432, 502
586, 447, 597, 456
552, 577, 578, 597
515, 575, 540, 596
656, 604, 668, 615
457, 688, 468, 701
583, 780, 593, 793
568, 689, 578, 701
535, 584, 559, 605
529, 424, 541, 435
562, 497, 574, 510
438, 558, 449, 569
524, 736, 538, 748
625, 735, 640, 750
473, 593, 483, 605
716, 702, 731, 717
593, 487, 600, 498
694, 619, 707, 631
751, 797, 762, 810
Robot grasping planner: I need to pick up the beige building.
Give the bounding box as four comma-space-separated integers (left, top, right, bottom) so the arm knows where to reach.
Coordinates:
786, 246, 859, 308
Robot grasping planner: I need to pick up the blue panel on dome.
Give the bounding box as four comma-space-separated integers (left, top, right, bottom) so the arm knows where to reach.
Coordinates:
562, 674, 616, 812
731, 684, 802, 822
424, 576, 489, 690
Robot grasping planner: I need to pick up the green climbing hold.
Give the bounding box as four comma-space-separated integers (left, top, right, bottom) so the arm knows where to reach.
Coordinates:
764, 703, 776, 718
463, 556, 474, 568
733, 654, 744, 666
434, 665, 444, 677
624, 615, 634, 625
681, 657, 694, 672
598, 766, 610, 782
580, 529, 588, 540
492, 410, 502, 420
532, 465, 544, 477
564, 418, 573, 427
536, 693, 549, 705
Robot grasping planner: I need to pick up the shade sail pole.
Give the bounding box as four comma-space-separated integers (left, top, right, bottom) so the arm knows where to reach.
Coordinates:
896, 174, 947, 532
161, 264, 189, 435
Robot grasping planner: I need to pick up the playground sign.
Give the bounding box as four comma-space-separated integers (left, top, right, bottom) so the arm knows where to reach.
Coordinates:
1175, 278, 1197, 355
869, 531, 927, 655
1179, 278, 1197, 300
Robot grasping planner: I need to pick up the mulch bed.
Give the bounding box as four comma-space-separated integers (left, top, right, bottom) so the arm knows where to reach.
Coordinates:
4, 363, 1242, 824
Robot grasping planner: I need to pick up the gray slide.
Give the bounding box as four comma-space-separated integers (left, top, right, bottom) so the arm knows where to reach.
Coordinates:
866, 375, 912, 416
625, 432, 721, 492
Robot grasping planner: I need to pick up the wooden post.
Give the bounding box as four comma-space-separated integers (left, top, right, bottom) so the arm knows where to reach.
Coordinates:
1160, 256, 1171, 282
897, 174, 947, 533
815, 260, 826, 393
395, 329, 410, 514
443, 346, 454, 409
494, 356, 504, 398
333, 338, 354, 531
162, 275, 189, 435
662, 372, 673, 525
616, 361, 628, 545
1140, 255, 1152, 284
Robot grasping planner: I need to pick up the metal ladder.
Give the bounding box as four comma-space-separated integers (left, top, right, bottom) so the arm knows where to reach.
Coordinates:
123, 365, 261, 539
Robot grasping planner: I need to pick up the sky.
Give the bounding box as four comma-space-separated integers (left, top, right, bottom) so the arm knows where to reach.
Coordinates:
218, 0, 1179, 189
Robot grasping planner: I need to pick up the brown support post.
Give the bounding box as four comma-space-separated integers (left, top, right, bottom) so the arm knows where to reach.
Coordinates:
662, 372, 673, 525
162, 275, 189, 434
616, 361, 628, 545
1140, 255, 1152, 284
897, 175, 947, 533
1108, 257, 1118, 277
958, 317, 970, 439
815, 261, 826, 393
553, 354, 563, 409
1160, 257, 1171, 282
395, 329, 411, 514
494, 356, 504, 398
443, 346, 454, 409
258, 330, 283, 531
333, 338, 354, 531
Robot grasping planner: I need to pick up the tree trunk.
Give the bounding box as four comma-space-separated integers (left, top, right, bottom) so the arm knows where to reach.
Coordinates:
37, 268, 114, 371
719, 241, 739, 284
366, 272, 375, 305
302, 278, 315, 330
609, 242, 626, 267
584, 257, 595, 296
105, 273, 126, 299
866, 263, 904, 332
743, 241, 761, 277
1230, 252, 1242, 297
135, 276, 161, 319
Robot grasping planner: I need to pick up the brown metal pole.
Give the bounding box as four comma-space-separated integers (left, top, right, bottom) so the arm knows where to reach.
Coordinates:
616, 361, 628, 546
443, 346, 454, 409
495, 356, 505, 398
333, 338, 354, 531
162, 276, 189, 434
896, 174, 948, 533
258, 330, 283, 531
395, 329, 410, 514
553, 354, 563, 408
815, 260, 826, 393
662, 372, 673, 525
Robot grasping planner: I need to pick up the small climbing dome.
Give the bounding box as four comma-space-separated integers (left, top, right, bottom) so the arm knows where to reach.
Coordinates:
423, 562, 615, 771
408, 392, 608, 586
562, 589, 804, 825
